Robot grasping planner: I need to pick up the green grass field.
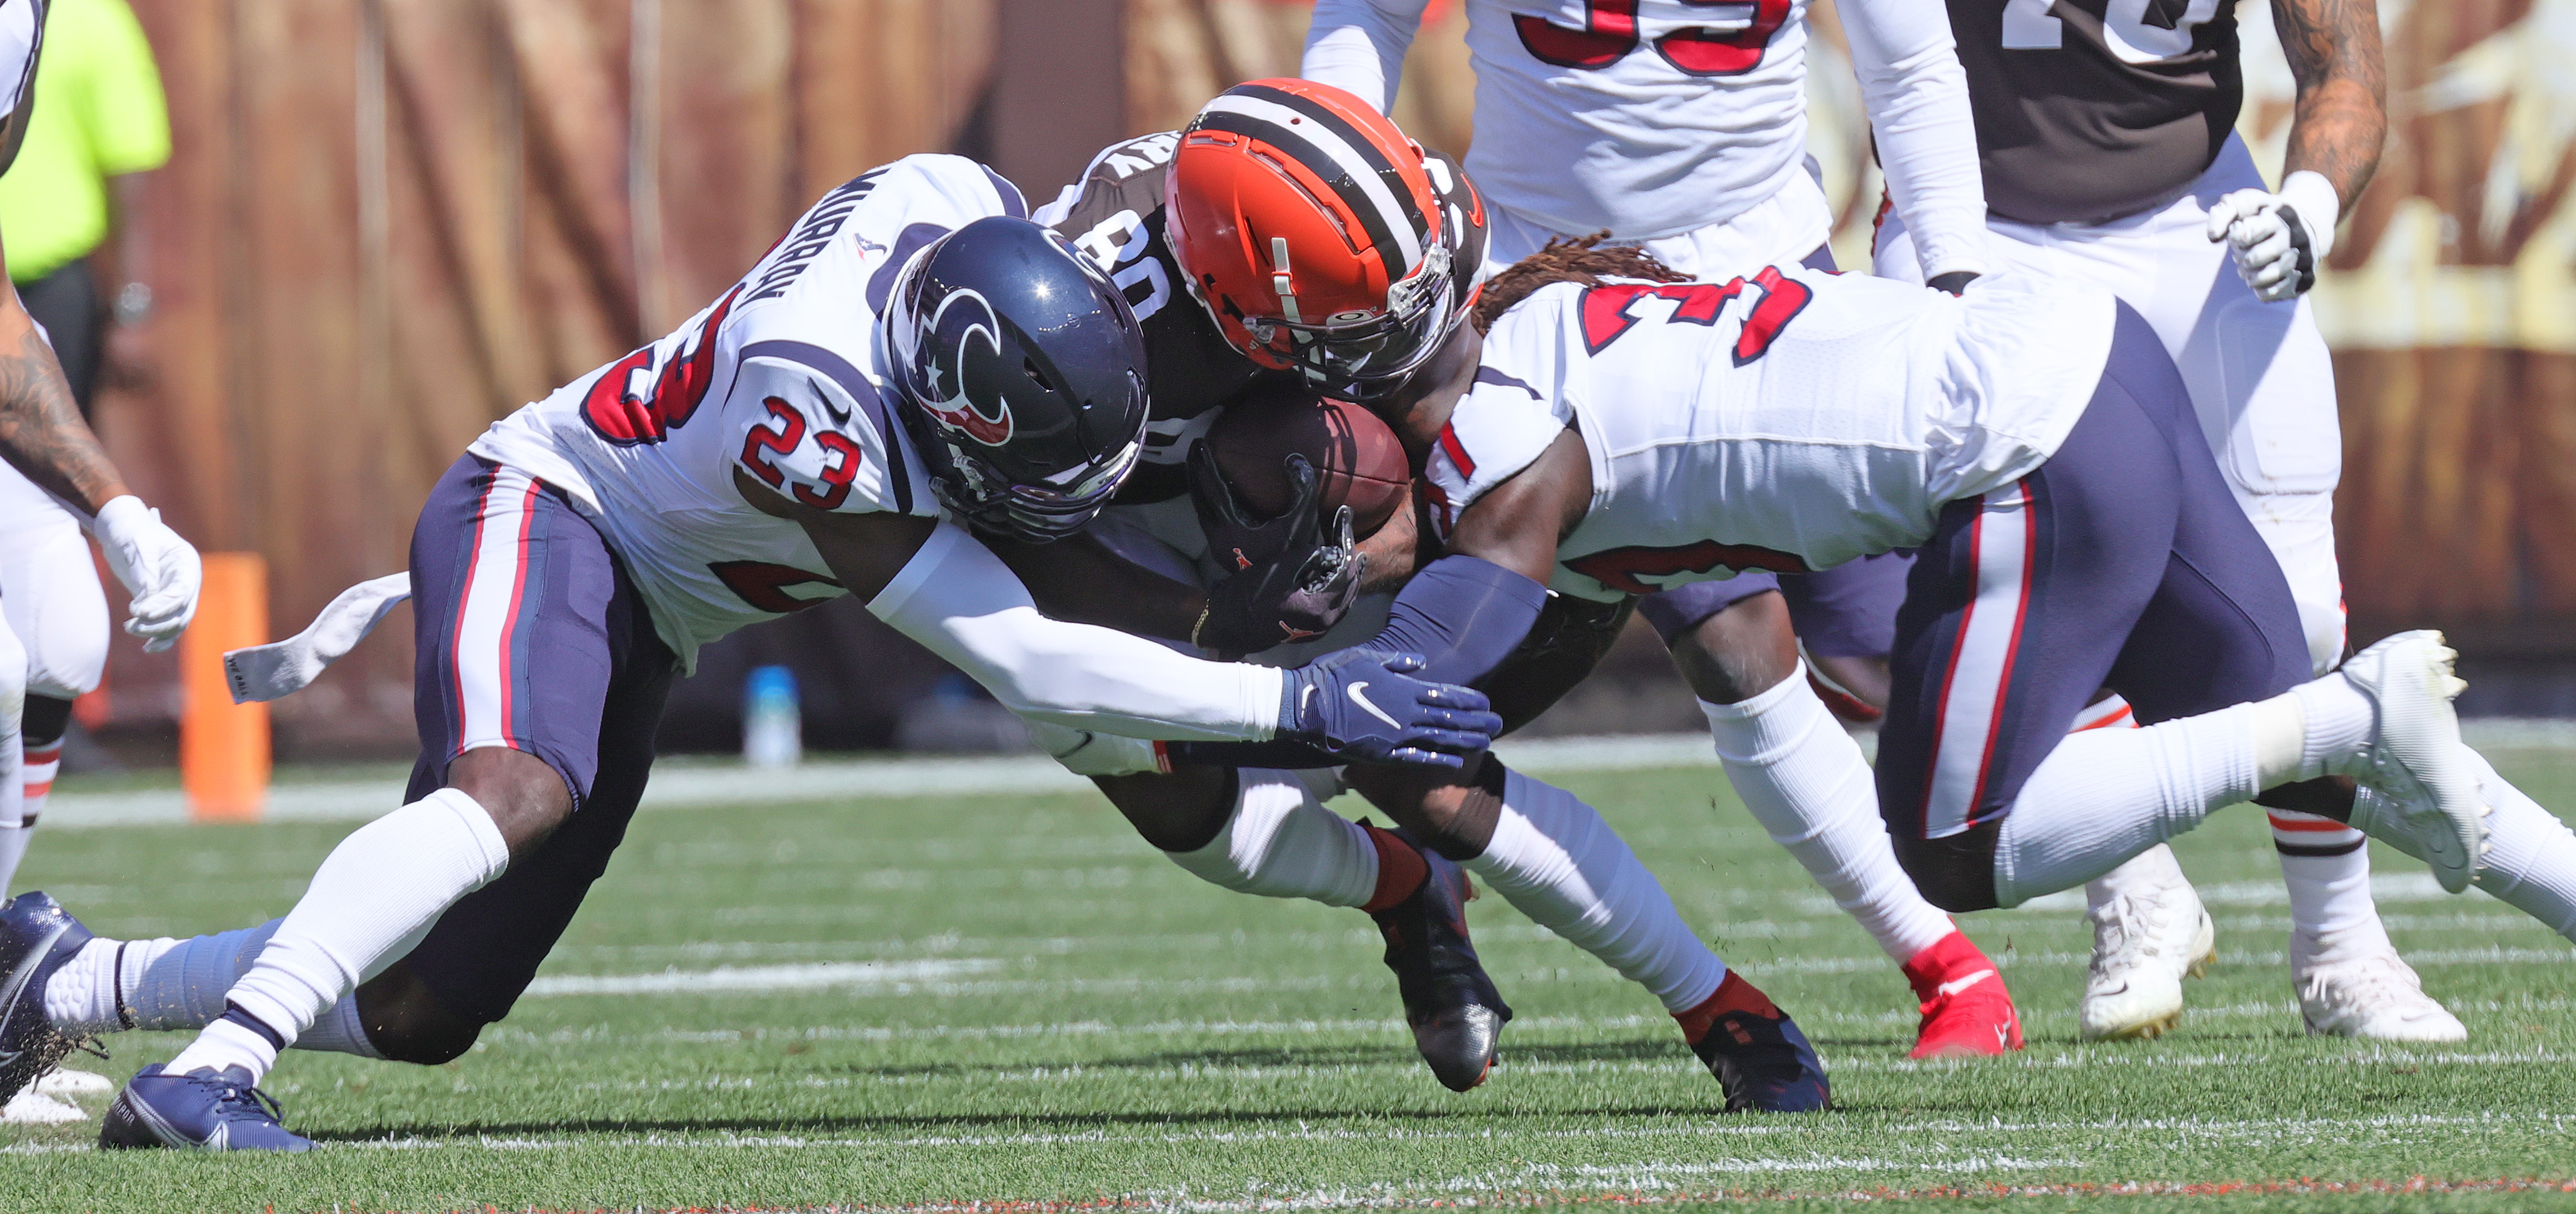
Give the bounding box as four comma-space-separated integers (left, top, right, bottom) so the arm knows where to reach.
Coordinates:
11, 746, 2576, 1213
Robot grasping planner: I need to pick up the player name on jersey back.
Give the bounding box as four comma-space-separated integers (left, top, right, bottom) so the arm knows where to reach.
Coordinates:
465, 154, 1025, 666
1429, 269, 2117, 601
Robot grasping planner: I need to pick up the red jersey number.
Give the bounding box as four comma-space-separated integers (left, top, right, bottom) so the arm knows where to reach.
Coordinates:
1515, 0, 1793, 78
1577, 266, 1813, 366
581, 287, 741, 445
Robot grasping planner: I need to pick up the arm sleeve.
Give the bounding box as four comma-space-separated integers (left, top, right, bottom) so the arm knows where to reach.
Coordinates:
869, 521, 1287, 741
1841, 0, 1987, 282
1373, 554, 1549, 686
1300, 0, 1433, 113
86, 0, 171, 176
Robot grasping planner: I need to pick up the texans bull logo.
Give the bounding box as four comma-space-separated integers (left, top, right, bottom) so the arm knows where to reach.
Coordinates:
915, 286, 1016, 447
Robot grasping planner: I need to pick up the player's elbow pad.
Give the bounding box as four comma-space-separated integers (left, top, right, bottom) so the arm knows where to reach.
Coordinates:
1373, 554, 1550, 687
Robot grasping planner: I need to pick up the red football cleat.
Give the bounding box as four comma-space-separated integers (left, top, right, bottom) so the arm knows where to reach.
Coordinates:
1902, 931, 2024, 1059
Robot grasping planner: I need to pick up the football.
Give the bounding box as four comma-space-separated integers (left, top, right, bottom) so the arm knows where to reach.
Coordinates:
1203, 385, 1413, 537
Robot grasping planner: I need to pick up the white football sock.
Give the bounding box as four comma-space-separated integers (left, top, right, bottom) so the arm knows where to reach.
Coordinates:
1162, 769, 1376, 907
49, 921, 386, 1057
188, 787, 507, 1081
50, 924, 263, 1034
1994, 705, 2263, 907
2290, 672, 2373, 781
1466, 767, 1726, 1012
165, 1014, 278, 1079
1701, 669, 1952, 963
2274, 814, 2389, 966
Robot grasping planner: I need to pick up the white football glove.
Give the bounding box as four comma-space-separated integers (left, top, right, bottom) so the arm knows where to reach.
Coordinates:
2207, 170, 2341, 303
89, 495, 202, 652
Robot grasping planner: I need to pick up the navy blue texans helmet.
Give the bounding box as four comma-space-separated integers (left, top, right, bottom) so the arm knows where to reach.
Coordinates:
881, 215, 1150, 543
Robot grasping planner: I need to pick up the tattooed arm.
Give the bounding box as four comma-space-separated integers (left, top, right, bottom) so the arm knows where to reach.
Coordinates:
2273, 0, 2387, 207
0, 226, 128, 513
0, 226, 200, 648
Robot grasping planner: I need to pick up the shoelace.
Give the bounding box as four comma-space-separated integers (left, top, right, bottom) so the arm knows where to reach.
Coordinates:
203, 1075, 290, 1126
2089, 894, 2169, 975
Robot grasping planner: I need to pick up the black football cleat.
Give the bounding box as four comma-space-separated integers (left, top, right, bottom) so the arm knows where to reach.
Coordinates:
101, 1064, 314, 1151
0, 891, 94, 1106
1370, 832, 1513, 1092
1677, 972, 1831, 1113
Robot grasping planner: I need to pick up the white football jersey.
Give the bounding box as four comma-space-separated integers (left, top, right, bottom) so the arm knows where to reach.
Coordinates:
469, 154, 1026, 664
1303, 0, 1992, 278
1458, 0, 1811, 241
1425, 269, 2118, 602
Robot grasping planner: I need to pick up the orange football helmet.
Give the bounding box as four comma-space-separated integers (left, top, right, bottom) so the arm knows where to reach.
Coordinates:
1165, 78, 1486, 400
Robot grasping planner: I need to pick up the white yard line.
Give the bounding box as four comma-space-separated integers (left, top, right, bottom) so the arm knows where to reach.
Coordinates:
520, 959, 1005, 997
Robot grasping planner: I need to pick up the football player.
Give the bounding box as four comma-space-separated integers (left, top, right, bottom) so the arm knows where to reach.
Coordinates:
1867, 0, 2444, 1040
1319, 235, 2576, 1037
1028, 86, 1831, 1108
0, 155, 1501, 1150
0, 0, 195, 903
1296, 3, 2030, 1055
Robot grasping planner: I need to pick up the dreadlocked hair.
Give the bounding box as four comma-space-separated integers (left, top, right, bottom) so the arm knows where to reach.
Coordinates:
1470, 232, 1688, 334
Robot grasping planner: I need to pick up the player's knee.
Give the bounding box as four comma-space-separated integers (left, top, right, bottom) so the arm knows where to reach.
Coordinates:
1101, 766, 1237, 853
444, 747, 576, 857
1669, 592, 1799, 705
354, 964, 488, 1066
1891, 827, 2002, 914
1348, 755, 1503, 861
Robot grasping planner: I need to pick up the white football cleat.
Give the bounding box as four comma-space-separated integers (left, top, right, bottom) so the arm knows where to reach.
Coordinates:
2334, 630, 2486, 893
2297, 950, 2467, 1042
2080, 879, 2217, 1041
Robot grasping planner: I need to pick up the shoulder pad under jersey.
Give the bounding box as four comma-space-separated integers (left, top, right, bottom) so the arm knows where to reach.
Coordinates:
1047, 132, 1268, 427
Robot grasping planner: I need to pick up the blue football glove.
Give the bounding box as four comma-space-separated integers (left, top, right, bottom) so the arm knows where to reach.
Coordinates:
1276, 648, 1502, 770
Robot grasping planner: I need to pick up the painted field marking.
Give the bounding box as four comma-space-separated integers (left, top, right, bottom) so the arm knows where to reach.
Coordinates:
520, 959, 1004, 998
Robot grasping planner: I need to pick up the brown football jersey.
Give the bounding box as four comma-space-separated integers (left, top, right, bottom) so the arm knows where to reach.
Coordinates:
1047, 131, 1290, 502
1948, 0, 2242, 225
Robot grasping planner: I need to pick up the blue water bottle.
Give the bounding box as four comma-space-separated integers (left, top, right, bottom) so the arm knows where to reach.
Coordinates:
744, 665, 802, 769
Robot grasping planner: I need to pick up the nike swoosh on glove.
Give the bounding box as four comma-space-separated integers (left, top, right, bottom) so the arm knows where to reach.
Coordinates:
1277, 648, 1502, 771
90, 496, 203, 653
2207, 170, 2340, 303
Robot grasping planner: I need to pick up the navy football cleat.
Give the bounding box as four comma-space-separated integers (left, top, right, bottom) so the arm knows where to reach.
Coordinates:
1371, 832, 1513, 1092
101, 1064, 313, 1151
1677, 973, 1831, 1113
0, 891, 94, 1105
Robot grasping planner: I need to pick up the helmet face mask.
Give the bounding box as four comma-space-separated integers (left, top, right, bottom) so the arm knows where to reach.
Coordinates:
882, 217, 1151, 544
1164, 79, 1489, 402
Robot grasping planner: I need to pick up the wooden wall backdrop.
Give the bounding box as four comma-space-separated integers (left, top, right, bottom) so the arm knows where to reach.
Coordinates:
89, 0, 1000, 753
